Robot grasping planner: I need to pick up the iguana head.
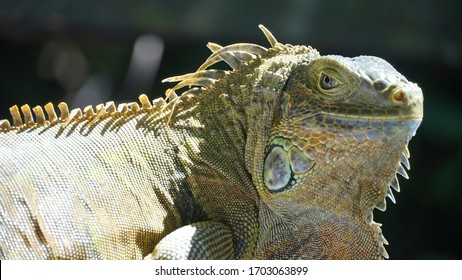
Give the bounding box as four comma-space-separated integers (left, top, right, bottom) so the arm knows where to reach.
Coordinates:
253, 28, 423, 259
262, 53, 423, 202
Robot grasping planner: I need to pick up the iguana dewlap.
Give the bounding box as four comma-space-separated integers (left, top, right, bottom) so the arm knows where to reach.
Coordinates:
0, 25, 423, 259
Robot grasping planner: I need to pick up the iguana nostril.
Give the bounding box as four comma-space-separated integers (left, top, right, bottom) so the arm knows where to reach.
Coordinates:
393, 90, 405, 102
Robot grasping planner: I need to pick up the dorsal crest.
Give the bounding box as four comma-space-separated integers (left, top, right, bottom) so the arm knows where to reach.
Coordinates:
0, 25, 319, 132
0, 94, 166, 132
162, 25, 319, 94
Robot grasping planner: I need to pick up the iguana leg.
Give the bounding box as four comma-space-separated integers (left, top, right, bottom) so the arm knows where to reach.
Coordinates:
145, 221, 234, 260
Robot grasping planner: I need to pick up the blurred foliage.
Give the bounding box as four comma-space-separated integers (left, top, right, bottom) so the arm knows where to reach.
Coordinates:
0, 0, 461, 259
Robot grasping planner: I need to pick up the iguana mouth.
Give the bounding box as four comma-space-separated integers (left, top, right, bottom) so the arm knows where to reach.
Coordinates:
322, 113, 423, 121
321, 75, 424, 123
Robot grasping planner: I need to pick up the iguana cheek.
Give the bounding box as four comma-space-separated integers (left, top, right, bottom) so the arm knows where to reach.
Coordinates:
264, 146, 291, 191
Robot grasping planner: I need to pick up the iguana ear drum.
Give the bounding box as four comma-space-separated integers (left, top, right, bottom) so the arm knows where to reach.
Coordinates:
263, 138, 315, 192
264, 145, 292, 191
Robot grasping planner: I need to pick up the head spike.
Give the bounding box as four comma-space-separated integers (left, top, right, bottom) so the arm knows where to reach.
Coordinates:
214, 51, 242, 69
232, 51, 257, 62
163, 70, 227, 84
198, 43, 267, 71
208, 43, 256, 62
171, 78, 216, 92
258, 24, 279, 48
207, 42, 222, 52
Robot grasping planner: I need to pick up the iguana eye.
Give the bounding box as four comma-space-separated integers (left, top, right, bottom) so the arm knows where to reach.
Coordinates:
320, 73, 339, 90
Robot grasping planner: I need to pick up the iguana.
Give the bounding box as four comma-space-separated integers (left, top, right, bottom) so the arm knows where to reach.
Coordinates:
0, 25, 423, 260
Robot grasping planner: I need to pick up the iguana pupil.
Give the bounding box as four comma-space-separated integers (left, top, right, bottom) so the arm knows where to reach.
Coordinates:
321, 73, 337, 89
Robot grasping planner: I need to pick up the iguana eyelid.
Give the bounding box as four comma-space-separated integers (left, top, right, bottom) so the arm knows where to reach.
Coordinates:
315, 69, 348, 98
319, 72, 342, 90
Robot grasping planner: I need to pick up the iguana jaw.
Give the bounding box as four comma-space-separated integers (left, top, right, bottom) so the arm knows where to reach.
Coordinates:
261, 113, 421, 257
260, 118, 419, 259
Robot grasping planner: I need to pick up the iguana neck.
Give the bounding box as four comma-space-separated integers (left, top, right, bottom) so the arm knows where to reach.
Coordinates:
166, 76, 263, 259
168, 62, 280, 189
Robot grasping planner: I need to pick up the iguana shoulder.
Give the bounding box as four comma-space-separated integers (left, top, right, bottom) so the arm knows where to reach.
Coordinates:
0, 25, 423, 259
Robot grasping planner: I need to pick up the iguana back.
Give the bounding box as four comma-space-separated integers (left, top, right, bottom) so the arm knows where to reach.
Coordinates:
0, 26, 423, 259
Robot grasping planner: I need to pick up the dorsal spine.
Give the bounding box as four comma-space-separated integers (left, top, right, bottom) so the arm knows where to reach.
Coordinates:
0, 94, 170, 133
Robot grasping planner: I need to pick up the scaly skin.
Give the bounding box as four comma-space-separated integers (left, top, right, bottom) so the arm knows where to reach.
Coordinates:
0, 26, 423, 259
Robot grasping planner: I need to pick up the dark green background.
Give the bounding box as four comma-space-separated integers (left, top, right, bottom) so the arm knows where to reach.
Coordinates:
0, 0, 460, 259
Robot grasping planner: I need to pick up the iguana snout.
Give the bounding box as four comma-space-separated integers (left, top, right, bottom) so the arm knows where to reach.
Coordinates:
346, 55, 424, 121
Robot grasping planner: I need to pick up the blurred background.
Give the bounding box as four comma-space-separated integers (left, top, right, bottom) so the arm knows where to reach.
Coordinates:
0, 0, 460, 259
